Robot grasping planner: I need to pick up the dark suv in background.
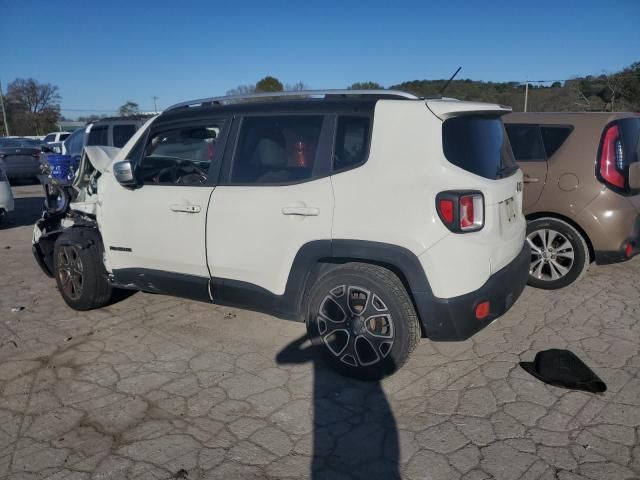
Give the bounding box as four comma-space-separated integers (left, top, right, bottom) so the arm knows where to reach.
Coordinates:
505, 112, 640, 289
60, 116, 150, 163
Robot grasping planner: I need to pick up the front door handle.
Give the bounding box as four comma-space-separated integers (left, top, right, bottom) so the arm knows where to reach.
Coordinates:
170, 204, 201, 213
523, 175, 539, 184
282, 206, 320, 216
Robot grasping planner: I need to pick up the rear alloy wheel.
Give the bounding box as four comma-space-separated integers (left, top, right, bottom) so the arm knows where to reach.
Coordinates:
526, 217, 590, 289
306, 263, 419, 380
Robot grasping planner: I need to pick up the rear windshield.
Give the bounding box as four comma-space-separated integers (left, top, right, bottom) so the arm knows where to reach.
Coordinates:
442, 115, 517, 179
619, 117, 640, 166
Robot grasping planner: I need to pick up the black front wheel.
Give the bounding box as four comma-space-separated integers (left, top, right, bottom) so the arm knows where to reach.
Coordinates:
306, 263, 420, 380
54, 231, 113, 310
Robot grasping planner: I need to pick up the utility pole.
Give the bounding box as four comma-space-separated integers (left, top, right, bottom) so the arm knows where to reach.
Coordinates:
152, 96, 159, 113
524, 79, 529, 112
0, 79, 9, 136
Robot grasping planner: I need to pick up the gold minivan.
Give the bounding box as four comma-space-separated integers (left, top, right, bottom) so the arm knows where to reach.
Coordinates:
504, 112, 640, 289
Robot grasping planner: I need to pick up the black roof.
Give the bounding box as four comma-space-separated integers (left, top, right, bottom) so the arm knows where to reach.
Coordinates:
157, 98, 383, 124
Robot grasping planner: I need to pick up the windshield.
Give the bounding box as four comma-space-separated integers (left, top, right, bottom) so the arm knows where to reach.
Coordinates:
442, 115, 517, 179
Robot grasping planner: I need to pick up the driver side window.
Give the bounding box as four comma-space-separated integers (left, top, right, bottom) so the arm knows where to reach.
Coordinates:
137, 121, 225, 185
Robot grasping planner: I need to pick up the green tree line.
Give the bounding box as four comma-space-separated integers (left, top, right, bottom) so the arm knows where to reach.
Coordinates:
2, 64, 638, 137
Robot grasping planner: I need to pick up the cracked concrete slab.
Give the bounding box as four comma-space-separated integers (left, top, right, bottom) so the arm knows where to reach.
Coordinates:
1, 184, 639, 479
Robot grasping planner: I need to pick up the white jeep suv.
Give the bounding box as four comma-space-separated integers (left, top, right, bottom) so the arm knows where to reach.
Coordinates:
33, 90, 529, 379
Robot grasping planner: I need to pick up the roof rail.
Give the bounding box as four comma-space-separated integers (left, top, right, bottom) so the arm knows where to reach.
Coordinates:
165, 89, 419, 111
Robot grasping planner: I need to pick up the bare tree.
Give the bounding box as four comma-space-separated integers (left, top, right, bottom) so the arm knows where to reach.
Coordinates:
285, 81, 308, 91
567, 79, 592, 111
226, 84, 256, 96
6, 78, 61, 135
604, 72, 620, 111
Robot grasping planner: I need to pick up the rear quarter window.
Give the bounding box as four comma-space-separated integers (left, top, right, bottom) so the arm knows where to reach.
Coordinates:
505, 124, 546, 161
541, 126, 573, 158
87, 125, 109, 146
113, 124, 137, 148
443, 115, 517, 179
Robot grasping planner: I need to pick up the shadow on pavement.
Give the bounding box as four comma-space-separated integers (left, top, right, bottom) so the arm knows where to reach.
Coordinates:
1, 196, 44, 230
277, 335, 401, 480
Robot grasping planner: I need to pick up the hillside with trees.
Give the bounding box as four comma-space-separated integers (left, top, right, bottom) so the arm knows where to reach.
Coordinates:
2, 63, 638, 136
389, 62, 640, 112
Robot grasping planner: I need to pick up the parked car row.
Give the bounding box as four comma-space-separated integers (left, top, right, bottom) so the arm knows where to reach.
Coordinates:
21, 90, 640, 380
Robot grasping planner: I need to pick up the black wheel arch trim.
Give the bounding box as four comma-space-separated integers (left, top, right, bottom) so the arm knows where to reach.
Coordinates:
108, 239, 529, 342
32, 219, 102, 278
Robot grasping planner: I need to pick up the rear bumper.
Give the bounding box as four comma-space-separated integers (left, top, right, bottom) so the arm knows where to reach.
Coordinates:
416, 243, 530, 341
594, 213, 640, 264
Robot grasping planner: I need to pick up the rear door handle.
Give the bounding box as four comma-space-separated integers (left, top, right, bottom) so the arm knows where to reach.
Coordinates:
523, 175, 539, 184
170, 204, 201, 213
282, 206, 320, 216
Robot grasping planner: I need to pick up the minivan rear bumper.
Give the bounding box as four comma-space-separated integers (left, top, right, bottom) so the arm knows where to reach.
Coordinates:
416, 243, 530, 341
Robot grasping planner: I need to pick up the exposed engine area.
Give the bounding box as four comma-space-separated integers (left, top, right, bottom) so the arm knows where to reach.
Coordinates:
33, 146, 120, 277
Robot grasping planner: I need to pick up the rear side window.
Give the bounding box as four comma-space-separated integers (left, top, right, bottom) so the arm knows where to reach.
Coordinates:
44, 134, 55, 143
443, 115, 517, 179
505, 124, 546, 161
87, 125, 109, 146
541, 126, 573, 158
65, 129, 85, 156
333, 116, 371, 172
231, 115, 324, 184
113, 124, 137, 148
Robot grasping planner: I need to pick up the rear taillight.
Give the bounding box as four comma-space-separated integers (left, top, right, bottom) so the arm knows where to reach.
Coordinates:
598, 123, 626, 190
32, 152, 40, 158
436, 191, 484, 233
0, 154, 5, 159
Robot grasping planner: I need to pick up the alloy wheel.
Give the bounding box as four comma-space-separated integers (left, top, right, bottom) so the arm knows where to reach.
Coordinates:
527, 228, 575, 281
315, 285, 394, 367
57, 245, 84, 300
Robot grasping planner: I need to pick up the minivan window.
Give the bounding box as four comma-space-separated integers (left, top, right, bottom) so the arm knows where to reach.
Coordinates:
541, 126, 573, 158
231, 115, 324, 184
113, 124, 137, 148
443, 115, 517, 179
504, 124, 546, 161
334, 116, 371, 172
87, 125, 109, 146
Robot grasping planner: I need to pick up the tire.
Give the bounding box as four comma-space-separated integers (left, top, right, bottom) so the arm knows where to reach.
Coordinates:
305, 263, 420, 380
54, 230, 113, 310
526, 217, 590, 290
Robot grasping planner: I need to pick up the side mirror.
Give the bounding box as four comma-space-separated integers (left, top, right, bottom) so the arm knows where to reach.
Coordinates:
113, 160, 137, 187
629, 162, 640, 190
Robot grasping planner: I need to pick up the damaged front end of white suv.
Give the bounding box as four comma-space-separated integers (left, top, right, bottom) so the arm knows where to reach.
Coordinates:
32, 146, 120, 277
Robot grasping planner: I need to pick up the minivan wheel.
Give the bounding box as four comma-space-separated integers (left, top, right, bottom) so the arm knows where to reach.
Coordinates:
306, 263, 420, 380
54, 232, 113, 310
526, 217, 590, 290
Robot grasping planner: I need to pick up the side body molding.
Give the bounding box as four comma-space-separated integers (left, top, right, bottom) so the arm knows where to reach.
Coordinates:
111, 239, 474, 340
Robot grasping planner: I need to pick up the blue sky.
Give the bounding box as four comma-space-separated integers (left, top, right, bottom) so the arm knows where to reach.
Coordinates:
2, 0, 638, 116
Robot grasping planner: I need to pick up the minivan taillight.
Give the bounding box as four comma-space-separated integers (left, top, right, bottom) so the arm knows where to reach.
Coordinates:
598, 123, 626, 190
436, 191, 484, 233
